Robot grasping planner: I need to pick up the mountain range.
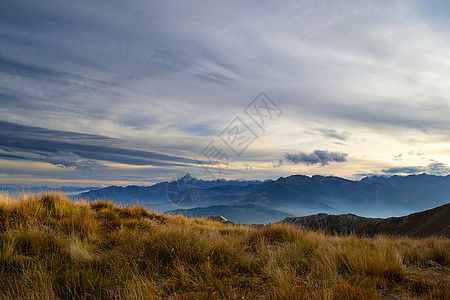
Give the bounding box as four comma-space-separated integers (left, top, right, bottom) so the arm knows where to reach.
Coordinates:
73, 173, 450, 223
78, 174, 265, 212
237, 173, 449, 217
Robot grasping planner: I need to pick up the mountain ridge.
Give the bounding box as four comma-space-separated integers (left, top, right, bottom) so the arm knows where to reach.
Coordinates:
165, 204, 293, 224
280, 203, 450, 237
239, 174, 447, 217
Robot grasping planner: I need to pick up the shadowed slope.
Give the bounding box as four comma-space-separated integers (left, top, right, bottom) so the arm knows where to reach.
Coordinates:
281, 203, 450, 237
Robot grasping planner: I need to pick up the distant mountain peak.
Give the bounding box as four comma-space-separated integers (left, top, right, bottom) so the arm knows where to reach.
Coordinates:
179, 173, 195, 181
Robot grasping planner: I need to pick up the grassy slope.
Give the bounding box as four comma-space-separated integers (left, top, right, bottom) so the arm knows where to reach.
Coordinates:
0, 192, 448, 299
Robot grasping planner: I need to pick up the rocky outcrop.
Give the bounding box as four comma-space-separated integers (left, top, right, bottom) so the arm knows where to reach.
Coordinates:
207, 215, 235, 225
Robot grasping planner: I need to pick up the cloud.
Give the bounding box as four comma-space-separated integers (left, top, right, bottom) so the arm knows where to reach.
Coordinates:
427, 162, 450, 175
0, 30, 107, 71
381, 166, 425, 174
315, 128, 351, 141
0, 121, 197, 168
353, 172, 382, 177
380, 162, 450, 176
284, 150, 348, 166
408, 151, 424, 157
393, 154, 403, 161
0, 55, 113, 89
0, 120, 116, 144
46, 151, 105, 170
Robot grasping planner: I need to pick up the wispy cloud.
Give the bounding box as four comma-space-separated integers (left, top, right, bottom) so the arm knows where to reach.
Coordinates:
0, 55, 113, 89
378, 162, 450, 176
315, 128, 351, 141
381, 166, 426, 175
0, 121, 197, 168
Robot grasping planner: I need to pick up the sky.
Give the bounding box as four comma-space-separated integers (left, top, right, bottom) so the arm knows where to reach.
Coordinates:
0, 0, 449, 187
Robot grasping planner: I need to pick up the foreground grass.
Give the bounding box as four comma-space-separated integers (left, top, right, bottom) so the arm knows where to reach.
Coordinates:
0, 193, 448, 299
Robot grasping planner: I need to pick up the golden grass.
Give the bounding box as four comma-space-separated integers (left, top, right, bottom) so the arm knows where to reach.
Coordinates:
0, 192, 448, 299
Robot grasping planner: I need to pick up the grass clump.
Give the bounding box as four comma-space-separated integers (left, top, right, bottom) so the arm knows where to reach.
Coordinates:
0, 192, 448, 299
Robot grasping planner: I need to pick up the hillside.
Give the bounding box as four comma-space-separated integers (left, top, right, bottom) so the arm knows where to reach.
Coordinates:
0, 192, 448, 299
281, 203, 450, 237
165, 204, 293, 224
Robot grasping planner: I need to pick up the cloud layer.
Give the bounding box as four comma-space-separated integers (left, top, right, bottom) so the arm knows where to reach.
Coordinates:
0, 0, 449, 185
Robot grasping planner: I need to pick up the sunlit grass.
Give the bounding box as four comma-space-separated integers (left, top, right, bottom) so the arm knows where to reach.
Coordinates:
0, 192, 448, 299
